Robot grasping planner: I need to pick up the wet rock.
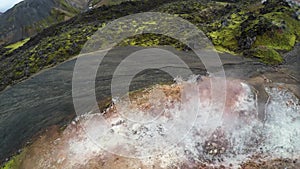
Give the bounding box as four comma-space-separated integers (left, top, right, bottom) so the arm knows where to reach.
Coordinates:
203, 128, 229, 157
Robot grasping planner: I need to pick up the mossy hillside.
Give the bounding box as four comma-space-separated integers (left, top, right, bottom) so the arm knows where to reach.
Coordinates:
129, 0, 257, 54
0, 0, 180, 91
3, 25, 98, 82
118, 0, 299, 63
208, 0, 300, 64
210, 0, 299, 58
153, 0, 236, 33
0, 0, 300, 92
118, 0, 233, 50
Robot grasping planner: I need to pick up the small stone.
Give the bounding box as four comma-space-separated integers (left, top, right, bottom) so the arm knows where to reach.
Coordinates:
211, 142, 218, 147
220, 147, 225, 153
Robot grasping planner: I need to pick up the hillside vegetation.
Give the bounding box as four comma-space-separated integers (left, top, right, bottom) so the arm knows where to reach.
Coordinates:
0, 0, 299, 91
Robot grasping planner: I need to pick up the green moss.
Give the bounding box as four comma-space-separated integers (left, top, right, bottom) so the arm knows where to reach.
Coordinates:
252, 46, 283, 65
118, 2, 237, 52
252, 12, 300, 51
118, 33, 187, 50
214, 45, 238, 55
14, 71, 24, 77
209, 29, 238, 52
4, 38, 30, 52
207, 0, 300, 54
254, 29, 296, 51
1, 149, 27, 169
208, 12, 247, 53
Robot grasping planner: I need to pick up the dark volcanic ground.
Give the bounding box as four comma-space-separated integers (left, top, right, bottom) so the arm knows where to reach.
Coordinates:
0, 45, 299, 164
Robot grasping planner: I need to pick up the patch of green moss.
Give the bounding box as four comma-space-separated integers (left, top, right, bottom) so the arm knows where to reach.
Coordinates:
14, 71, 24, 77
208, 11, 247, 53
214, 45, 238, 55
253, 12, 300, 51
4, 38, 30, 53
251, 46, 283, 65
206, 0, 300, 55
1, 149, 27, 169
254, 29, 296, 51
209, 29, 239, 52
118, 33, 187, 50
